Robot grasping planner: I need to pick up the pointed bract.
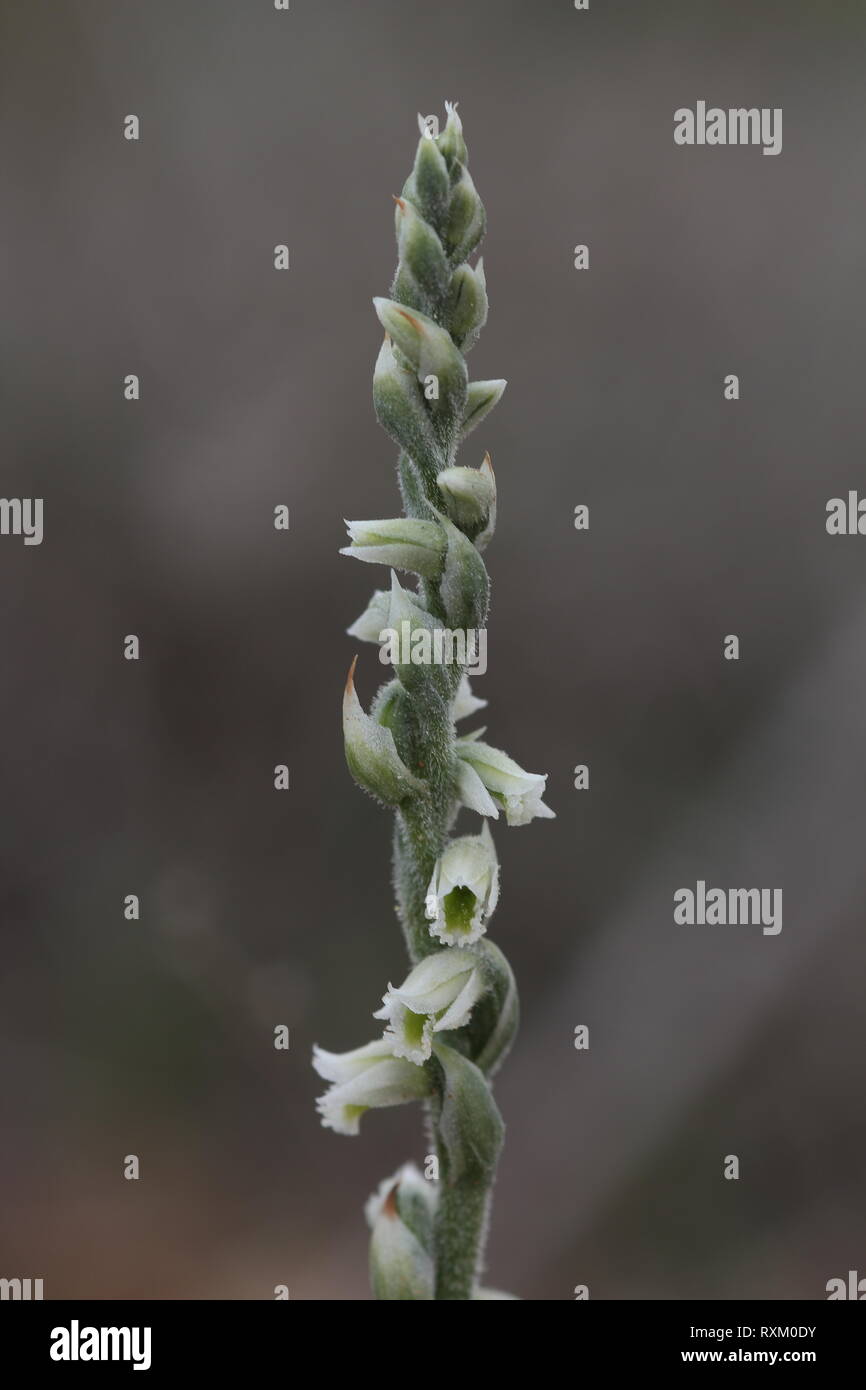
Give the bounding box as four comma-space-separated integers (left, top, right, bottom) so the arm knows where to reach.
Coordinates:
374, 298, 465, 392
343, 659, 426, 805
373, 336, 444, 467
444, 164, 486, 264
392, 197, 450, 315
433, 508, 489, 631
404, 130, 450, 227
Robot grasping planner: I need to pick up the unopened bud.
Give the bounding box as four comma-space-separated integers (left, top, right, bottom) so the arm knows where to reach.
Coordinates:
341, 516, 445, 579
461, 379, 507, 439
437, 452, 496, 541
446, 258, 488, 351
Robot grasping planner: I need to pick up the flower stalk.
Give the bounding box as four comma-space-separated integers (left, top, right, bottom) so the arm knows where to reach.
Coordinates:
313, 103, 554, 1300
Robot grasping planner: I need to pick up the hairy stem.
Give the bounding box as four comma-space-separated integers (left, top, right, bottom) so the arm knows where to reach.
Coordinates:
433, 1159, 491, 1300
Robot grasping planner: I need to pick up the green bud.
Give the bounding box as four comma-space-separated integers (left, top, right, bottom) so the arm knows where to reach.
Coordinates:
433, 1041, 504, 1183
446, 258, 488, 351
391, 197, 450, 316
341, 516, 445, 579
433, 509, 490, 631
403, 125, 450, 228
366, 1164, 437, 1301
373, 297, 467, 449
461, 379, 507, 439
437, 101, 468, 168
437, 452, 496, 541
342, 658, 426, 806
444, 164, 486, 264
373, 338, 444, 472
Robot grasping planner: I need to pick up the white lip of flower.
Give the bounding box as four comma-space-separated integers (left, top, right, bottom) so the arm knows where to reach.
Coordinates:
452, 673, 487, 723
456, 737, 555, 827
425, 823, 500, 946
373, 948, 485, 1065
312, 1039, 430, 1136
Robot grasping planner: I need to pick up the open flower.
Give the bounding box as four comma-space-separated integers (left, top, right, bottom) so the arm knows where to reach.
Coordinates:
456, 736, 555, 826
374, 948, 485, 1064
312, 1038, 432, 1136
425, 822, 499, 946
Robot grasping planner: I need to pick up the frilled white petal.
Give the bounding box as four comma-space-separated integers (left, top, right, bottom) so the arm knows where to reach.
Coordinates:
314, 1053, 430, 1136
455, 756, 499, 819
456, 738, 555, 827
501, 781, 556, 827
374, 948, 485, 1064
312, 1038, 395, 1084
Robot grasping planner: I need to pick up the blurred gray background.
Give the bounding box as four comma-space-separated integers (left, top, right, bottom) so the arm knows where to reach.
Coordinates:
2, 0, 865, 1299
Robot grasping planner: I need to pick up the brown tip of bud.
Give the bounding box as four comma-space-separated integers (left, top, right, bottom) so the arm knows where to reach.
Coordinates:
381, 1181, 400, 1220
392, 196, 406, 211
481, 451, 493, 474
345, 655, 358, 696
